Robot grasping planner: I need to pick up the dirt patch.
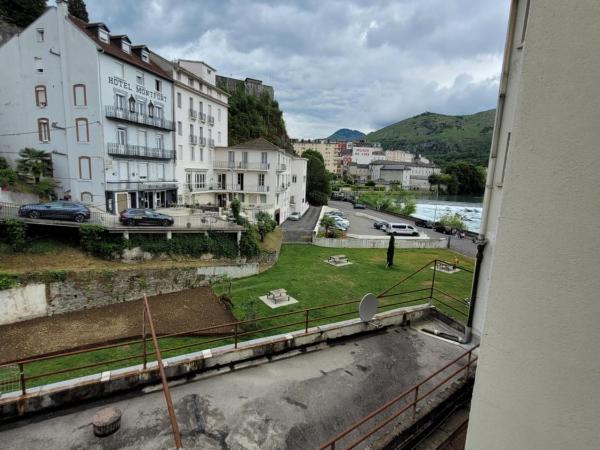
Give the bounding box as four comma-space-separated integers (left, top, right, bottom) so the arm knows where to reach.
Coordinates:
0, 286, 235, 363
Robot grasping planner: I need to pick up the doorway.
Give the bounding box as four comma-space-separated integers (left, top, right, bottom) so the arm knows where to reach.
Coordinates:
116, 193, 128, 213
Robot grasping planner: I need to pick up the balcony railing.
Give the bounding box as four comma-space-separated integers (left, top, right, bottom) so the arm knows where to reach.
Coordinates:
277, 164, 287, 171
208, 115, 215, 125
105, 180, 178, 191
105, 106, 175, 131
213, 161, 271, 171
200, 137, 207, 146
209, 139, 215, 148
189, 135, 198, 145
231, 184, 270, 193
199, 112, 206, 123
189, 109, 197, 120
107, 143, 175, 160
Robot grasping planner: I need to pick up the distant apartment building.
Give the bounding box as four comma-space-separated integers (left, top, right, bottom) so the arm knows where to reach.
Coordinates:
0, 1, 176, 213
351, 146, 385, 165
370, 160, 440, 189
152, 56, 229, 206
216, 75, 274, 100
384, 149, 431, 165
292, 140, 339, 173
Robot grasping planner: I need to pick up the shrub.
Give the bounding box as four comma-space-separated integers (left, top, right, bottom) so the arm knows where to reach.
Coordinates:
230, 198, 241, 223
0, 273, 18, 290
79, 225, 125, 259
3, 219, 28, 251
240, 225, 261, 258
255, 211, 277, 241
239, 298, 261, 331
42, 269, 68, 282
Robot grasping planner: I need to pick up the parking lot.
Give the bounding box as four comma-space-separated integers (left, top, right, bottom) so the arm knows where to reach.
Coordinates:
328, 201, 477, 257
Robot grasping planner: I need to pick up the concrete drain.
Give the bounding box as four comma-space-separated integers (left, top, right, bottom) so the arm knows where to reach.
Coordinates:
93, 407, 122, 437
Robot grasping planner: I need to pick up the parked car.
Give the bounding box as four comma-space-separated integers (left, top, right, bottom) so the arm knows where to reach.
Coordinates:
119, 209, 174, 226
18, 201, 91, 223
333, 217, 350, 231
385, 222, 419, 236
415, 219, 434, 228
434, 223, 453, 234
373, 219, 389, 230
353, 203, 366, 209
325, 211, 346, 219
289, 212, 301, 221
331, 192, 345, 201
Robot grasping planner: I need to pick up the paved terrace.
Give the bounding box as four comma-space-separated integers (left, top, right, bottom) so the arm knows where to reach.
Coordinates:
0, 317, 473, 450
0, 202, 244, 236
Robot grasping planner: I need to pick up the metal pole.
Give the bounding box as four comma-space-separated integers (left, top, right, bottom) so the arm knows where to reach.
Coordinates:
234, 322, 238, 349
143, 295, 183, 450
430, 260, 437, 304
305, 309, 310, 333
412, 385, 419, 420
142, 306, 147, 370
18, 363, 26, 395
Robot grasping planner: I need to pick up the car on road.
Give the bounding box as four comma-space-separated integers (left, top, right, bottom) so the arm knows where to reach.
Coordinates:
373, 219, 389, 230
384, 222, 419, 236
325, 211, 347, 219
415, 219, 434, 228
353, 203, 366, 209
119, 209, 174, 226
288, 212, 301, 221
434, 223, 453, 234
18, 201, 91, 223
333, 217, 350, 231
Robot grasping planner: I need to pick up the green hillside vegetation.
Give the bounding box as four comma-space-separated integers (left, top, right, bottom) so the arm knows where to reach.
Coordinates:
327, 128, 366, 141
366, 109, 495, 167
224, 86, 293, 151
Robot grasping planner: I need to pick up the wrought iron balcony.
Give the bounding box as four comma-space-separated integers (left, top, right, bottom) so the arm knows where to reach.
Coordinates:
199, 112, 207, 123
213, 161, 270, 171
208, 115, 215, 125
200, 137, 207, 146
189, 135, 198, 145
105, 106, 175, 131
189, 109, 197, 120
209, 139, 215, 148
107, 143, 175, 160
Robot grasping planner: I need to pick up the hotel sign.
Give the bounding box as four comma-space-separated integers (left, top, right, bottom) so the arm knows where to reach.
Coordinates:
108, 76, 167, 102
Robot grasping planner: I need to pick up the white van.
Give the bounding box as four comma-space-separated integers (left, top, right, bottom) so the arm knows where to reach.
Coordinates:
384, 222, 419, 236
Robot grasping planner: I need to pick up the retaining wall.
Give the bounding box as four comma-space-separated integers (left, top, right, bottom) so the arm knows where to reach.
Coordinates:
313, 237, 448, 249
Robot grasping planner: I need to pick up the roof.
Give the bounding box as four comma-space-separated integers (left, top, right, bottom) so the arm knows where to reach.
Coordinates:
69, 15, 172, 81
380, 165, 408, 171
229, 138, 282, 151
370, 159, 439, 168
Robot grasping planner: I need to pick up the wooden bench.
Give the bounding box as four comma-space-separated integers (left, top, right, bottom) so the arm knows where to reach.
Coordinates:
267, 288, 289, 304
328, 254, 348, 264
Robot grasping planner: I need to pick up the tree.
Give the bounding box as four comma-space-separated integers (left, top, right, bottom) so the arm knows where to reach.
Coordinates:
303, 150, 331, 206
255, 211, 276, 241
0, 0, 47, 28
68, 0, 89, 22
320, 215, 335, 237
439, 212, 466, 231
0, 157, 17, 188
16, 148, 52, 184
386, 234, 395, 268
230, 198, 241, 223
443, 162, 485, 195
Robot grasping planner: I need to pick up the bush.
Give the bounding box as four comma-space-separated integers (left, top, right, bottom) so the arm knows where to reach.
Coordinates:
239, 298, 261, 331
0, 273, 18, 290
3, 219, 28, 251
240, 225, 261, 258
42, 269, 68, 282
79, 225, 125, 259
255, 211, 277, 241
307, 190, 329, 206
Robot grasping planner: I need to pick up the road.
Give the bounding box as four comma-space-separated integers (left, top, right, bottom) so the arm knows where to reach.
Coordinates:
281, 205, 321, 242
0, 320, 471, 450
328, 201, 477, 258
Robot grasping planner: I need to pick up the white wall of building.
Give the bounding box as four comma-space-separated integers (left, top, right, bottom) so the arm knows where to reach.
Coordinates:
466, 2, 600, 449
352, 146, 385, 165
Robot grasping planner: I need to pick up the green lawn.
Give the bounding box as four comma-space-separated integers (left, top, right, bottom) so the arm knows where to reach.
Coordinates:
6, 245, 473, 391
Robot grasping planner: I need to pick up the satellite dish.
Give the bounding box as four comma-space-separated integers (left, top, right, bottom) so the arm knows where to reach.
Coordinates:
359, 293, 378, 322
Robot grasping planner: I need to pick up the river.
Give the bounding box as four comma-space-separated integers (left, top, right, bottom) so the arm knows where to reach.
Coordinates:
411, 193, 483, 232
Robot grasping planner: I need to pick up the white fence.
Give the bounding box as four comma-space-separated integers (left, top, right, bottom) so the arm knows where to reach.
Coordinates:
313, 236, 448, 249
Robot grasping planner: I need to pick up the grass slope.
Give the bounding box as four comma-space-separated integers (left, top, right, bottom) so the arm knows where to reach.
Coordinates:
366, 109, 495, 167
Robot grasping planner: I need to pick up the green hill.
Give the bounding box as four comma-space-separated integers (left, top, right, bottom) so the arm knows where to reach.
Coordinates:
327, 128, 365, 141
366, 109, 495, 167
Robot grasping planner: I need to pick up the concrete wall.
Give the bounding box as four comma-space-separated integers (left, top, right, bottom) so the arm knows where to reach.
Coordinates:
466, 2, 600, 450
0, 284, 46, 325
313, 237, 447, 249
0, 191, 40, 204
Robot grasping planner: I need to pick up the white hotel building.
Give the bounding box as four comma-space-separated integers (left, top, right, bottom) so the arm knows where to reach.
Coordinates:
0, 1, 176, 213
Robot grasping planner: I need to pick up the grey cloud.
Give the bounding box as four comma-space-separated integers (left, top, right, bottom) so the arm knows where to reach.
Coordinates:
86, 0, 509, 138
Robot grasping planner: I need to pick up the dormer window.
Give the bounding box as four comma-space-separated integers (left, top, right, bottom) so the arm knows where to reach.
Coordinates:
98, 29, 109, 43
141, 51, 149, 63
122, 42, 131, 54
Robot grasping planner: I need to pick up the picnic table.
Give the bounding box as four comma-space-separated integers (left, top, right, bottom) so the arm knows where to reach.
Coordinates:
328, 254, 348, 264
267, 288, 289, 304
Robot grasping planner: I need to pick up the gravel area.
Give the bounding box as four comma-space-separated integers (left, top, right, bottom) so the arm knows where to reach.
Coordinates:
0, 286, 235, 363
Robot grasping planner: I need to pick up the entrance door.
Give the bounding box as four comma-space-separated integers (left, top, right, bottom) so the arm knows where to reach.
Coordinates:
217, 194, 227, 208
116, 193, 128, 213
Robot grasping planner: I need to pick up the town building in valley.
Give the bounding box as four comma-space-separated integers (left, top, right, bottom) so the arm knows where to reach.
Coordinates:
292, 140, 339, 173
0, 1, 176, 213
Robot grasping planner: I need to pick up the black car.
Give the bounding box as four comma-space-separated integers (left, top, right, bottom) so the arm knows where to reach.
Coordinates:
373, 219, 389, 230
353, 203, 366, 209
415, 219, 434, 228
434, 223, 453, 234
18, 201, 91, 223
119, 209, 174, 226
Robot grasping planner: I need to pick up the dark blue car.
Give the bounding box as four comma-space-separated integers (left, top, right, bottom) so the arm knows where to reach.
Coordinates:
18, 201, 91, 223
119, 208, 174, 226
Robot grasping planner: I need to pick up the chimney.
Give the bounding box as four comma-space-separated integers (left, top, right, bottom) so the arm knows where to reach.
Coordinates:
56, 0, 68, 16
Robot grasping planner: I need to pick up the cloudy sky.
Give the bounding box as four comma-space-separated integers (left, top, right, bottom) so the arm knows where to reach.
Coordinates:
87, 0, 510, 138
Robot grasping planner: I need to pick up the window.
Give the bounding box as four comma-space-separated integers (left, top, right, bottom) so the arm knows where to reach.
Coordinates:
141, 51, 149, 62
136, 72, 144, 86
34, 57, 43, 73
156, 134, 164, 149
218, 108, 221, 121
73, 84, 87, 106
34, 85, 47, 107
190, 147, 195, 161
261, 152, 268, 164
258, 174, 265, 186
199, 127, 203, 139
199, 148, 203, 161
122, 42, 131, 54
154, 105, 163, 119
177, 121, 182, 136
188, 76, 193, 87
208, 104, 212, 117
37, 118, 50, 142
186, 172, 193, 190
36, 29, 44, 42
177, 145, 183, 160
137, 129, 147, 147
136, 101, 145, 115
176, 92, 181, 108
78, 157, 91, 179
189, 124, 194, 136
117, 127, 127, 145
199, 101, 203, 113
158, 164, 165, 180
115, 93, 125, 109
189, 97, 193, 110
75, 118, 89, 142
292, 175, 297, 183
155, 79, 162, 92
218, 131, 221, 144
99, 29, 109, 43
194, 173, 205, 189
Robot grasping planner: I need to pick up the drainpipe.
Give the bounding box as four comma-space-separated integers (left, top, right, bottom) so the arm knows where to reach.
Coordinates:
464, 0, 518, 343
